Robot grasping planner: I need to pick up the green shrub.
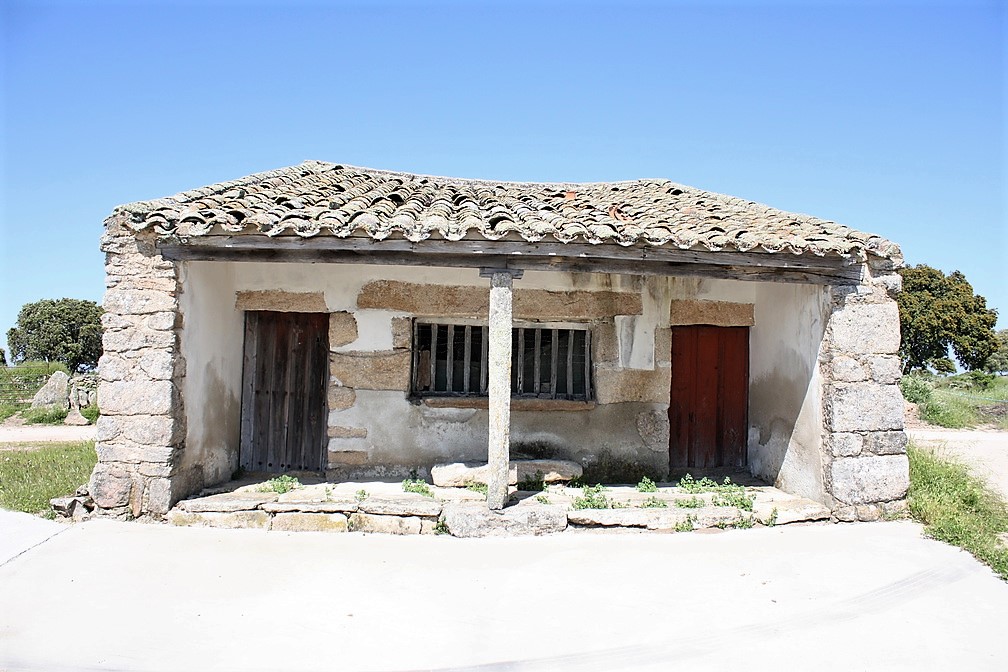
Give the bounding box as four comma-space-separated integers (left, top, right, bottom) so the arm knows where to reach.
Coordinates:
675, 496, 704, 509
899, 376, 933, 404
22, 405, 68, 425
640, 496, 667, 508
80, 405, 100, 424
967, 371, 996, 391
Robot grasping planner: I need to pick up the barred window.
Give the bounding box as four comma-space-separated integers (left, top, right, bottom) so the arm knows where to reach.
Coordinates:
412, 322, 592, 401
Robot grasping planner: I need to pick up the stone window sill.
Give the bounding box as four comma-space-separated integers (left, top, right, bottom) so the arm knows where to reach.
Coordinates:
418, 397, 596, 412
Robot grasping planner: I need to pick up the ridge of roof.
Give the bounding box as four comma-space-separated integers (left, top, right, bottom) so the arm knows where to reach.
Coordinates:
111, 161, 903, 261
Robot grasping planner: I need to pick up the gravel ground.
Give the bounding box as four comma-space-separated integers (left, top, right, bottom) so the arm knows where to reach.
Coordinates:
0, 424, 96, 448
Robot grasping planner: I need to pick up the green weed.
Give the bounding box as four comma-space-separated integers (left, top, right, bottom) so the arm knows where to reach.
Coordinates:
535, 494, 550, 504
517, 471, 546, 492
640, 496, 667, 508
571, 484, 611, 510
355, 488, 369, 502
257, 474, 301, 494
675, 496, 704, 509
402, 478, 434, 498
636, 476, 658, 493
465, 482, 488, 497
22, 405, 69, 425
673, 515, 695, 532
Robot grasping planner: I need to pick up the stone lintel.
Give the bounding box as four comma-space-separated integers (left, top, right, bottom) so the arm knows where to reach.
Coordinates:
669, 300, 754, 327
235, 290, 327, 313
356, 280, 642, 319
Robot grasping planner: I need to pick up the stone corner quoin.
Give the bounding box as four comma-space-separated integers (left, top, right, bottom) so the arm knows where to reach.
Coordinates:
820, 270, 909, 522
91, 225, 186, 519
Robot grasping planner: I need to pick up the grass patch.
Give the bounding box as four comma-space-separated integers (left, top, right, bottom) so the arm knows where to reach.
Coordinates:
465, 482, 488, 497
21, 405, 69, 425
903, 374, 1008, 430
908, 443, 1008, 580
0, 402, 26, 422
0, 441, 97, 515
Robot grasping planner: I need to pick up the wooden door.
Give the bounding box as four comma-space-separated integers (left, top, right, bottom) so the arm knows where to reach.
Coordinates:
240, 311, 329, 473
669, 326, 749, 470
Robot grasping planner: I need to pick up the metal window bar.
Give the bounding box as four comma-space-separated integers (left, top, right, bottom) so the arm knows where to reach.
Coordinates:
412, 321, 592, 401
550, 329, 559, 398
463, 325, 472, 394
429, 323, 437, 393
446, 324, 455, 392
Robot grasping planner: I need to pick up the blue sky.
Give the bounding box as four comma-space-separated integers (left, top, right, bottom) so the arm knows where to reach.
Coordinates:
1, 0, 1005, 358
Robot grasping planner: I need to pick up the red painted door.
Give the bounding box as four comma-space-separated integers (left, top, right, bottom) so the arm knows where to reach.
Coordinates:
669, 326, 749, 470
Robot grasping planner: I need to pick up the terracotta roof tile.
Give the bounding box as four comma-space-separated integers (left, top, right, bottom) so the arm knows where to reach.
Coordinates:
115, 160, 901, 260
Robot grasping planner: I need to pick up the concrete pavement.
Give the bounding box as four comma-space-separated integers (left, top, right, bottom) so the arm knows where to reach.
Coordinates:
1, 517, 1006, 671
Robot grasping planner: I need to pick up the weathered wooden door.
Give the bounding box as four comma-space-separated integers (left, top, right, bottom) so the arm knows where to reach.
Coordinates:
240, 311, 329, 473
669, 326, 749, 470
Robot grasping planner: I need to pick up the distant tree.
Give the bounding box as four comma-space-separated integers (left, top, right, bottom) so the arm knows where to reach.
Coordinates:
897, 265, 998, 374
986, 329, 1008, 374
0, 347, 6, 367
6, 299, 103, 373
931, 357, 956, 376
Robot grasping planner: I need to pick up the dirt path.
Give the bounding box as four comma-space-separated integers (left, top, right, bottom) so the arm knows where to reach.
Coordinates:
0, 424, 96, 448
906, 426, 1008, 501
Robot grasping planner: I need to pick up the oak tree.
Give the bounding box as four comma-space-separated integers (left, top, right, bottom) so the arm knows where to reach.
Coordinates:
6, 298, 103, 373
897, 265, 998, 373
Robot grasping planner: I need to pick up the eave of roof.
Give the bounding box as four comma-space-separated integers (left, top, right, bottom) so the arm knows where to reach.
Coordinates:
112, 160, 902, 262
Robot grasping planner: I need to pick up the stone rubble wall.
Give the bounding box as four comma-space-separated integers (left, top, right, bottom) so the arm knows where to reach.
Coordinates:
820, 257, 909, 521
89, 217, 189, 518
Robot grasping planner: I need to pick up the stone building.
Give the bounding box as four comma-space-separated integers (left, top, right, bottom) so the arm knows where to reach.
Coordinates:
90, 161, 908, 521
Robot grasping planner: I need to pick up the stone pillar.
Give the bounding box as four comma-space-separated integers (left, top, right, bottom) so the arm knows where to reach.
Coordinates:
483, 269, 521, 510
821, 256, 909, 521
89, 215, 189, 519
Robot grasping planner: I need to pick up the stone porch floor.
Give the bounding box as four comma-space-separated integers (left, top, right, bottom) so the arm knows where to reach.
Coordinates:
167, 474, 832, 537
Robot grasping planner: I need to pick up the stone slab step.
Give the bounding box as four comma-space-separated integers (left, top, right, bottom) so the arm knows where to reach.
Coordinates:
441, 502, 568, 537
432, 459, 582, 487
